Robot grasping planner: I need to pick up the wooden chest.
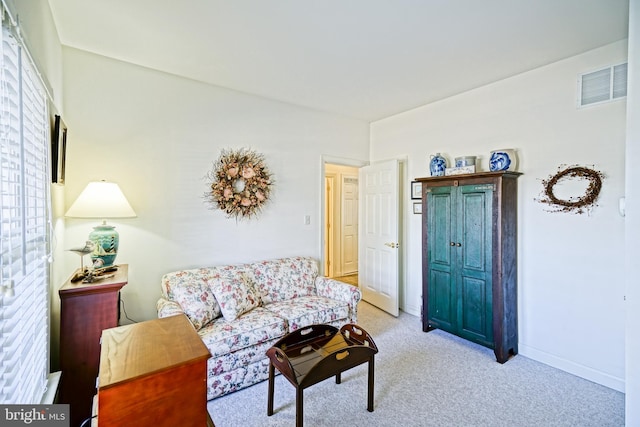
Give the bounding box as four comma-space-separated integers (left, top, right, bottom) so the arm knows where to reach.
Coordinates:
97, 315, 211, 426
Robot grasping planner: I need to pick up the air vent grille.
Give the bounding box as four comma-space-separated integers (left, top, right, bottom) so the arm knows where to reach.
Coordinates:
612, 63, 628, 98
578, 63, 627, 107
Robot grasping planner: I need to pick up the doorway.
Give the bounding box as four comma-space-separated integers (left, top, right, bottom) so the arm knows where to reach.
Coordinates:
322, 157, 403, 317
324, 163, 359, 281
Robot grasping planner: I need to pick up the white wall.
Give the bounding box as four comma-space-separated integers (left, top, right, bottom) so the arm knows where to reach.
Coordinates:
371, 41, 628, 391
626, 0, 640, 423
60, 47, 370, 324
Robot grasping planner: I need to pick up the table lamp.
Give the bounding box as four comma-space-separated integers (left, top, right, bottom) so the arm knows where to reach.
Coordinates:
65, 181, 136, 267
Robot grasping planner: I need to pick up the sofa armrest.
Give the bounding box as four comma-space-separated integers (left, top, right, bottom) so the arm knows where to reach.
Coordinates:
157, 297, 185, 318
315, 277, 362, 323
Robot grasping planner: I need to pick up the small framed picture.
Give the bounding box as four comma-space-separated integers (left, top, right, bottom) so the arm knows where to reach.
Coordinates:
413, 202, 422, 214
51, 115, 68, 184
411, 181, 422, 200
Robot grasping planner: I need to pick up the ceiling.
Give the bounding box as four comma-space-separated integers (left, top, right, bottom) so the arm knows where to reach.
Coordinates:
47, 0, 629, 122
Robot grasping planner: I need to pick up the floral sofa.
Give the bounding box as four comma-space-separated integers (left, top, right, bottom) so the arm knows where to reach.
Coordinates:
156, 256, 361, 400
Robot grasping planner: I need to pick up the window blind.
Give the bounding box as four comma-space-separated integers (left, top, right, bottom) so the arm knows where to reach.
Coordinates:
0, 18, 50, 404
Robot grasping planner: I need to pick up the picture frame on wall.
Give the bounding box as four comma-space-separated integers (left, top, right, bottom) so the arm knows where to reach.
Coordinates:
413, 202, 422, 214
411, 181, 422, 200
51, 114, 67, 184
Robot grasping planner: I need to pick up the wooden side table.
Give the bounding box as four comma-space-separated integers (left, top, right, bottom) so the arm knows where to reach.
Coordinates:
97, 314, 212, 426
59, 264, 128, 427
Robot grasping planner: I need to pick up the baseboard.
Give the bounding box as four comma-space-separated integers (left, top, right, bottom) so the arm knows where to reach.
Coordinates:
519, 344, 625, 392
401, 301, 421, 317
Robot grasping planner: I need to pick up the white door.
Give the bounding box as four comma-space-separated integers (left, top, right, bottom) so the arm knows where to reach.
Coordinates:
341, 176, 358, 274
359, 159, 400, 316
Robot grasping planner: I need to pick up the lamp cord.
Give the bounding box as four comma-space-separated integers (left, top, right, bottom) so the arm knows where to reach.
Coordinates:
79, 415, 97, 427
119, 297, 140, 323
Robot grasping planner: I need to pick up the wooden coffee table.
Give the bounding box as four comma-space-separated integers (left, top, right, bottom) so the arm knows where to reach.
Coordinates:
266, 323, 378, 427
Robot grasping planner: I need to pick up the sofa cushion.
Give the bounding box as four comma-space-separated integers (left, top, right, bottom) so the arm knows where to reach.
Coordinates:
207, 339, 277, 376
248, 256, 318, 304
263, 295, 350, 331
161, 269, 222, 329
210, 270, 260, 321
198, 307, 287, 358
207, 358, 271, 401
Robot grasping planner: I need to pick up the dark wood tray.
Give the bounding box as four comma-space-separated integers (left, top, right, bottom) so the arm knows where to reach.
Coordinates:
267, 323, 378, 388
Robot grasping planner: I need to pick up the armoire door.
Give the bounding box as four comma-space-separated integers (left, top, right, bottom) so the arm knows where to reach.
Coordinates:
426, 184, 494, 347
456, 184, 493, 347
426, 185, 455, 332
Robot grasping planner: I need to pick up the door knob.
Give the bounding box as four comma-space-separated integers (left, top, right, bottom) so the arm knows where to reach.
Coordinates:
384, 242, 399, 248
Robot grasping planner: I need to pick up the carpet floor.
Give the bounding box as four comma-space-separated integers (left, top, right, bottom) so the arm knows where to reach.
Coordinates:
207, 301, 624, 426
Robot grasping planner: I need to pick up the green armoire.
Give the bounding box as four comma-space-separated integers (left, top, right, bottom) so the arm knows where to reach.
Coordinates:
417, 171, 521, 363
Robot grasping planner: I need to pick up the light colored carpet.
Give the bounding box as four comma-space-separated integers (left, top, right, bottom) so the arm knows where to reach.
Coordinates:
207, 301, 624, 426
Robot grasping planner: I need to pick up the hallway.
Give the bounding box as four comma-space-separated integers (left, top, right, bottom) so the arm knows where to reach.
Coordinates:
333, 274, 358, 287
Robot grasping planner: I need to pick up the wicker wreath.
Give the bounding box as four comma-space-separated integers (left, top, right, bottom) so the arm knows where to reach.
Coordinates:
205, 148, 273, 219
539, 165, 604, 214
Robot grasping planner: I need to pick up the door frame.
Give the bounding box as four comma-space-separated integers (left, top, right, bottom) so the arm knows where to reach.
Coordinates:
319, 156, 368, 277
324, 174, 336, 277
320, 156, 408, 315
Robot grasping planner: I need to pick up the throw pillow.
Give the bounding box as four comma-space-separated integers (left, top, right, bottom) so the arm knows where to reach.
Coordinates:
167, 269, 222, 329
209, 270, 260, 321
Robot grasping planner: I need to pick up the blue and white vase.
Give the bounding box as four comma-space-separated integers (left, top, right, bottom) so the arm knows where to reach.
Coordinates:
455, 156, 476, 167
429, 153, 447, 176
489, 149, 518, 172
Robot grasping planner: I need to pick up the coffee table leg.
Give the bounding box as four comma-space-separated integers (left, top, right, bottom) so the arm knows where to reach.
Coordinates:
268, 362, 275, 416
296, 387, 303, 427
367, 356, 375, 412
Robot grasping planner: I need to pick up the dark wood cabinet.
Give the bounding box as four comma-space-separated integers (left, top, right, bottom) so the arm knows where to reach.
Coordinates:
417, 172, 520, 363
58, 265, 127, 427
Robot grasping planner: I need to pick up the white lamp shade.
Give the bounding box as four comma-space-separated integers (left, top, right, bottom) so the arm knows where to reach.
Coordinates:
65, 181, 137, 218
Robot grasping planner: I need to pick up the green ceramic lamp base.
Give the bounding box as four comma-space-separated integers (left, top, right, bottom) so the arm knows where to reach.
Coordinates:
88, 221, 119, 267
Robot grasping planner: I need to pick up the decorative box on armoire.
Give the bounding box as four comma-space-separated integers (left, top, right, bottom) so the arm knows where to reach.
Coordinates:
416, 172, 521, 363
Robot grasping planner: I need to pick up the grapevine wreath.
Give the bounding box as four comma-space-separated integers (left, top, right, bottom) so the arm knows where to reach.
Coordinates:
539, 165, 604, 214
205, 148, 273, 219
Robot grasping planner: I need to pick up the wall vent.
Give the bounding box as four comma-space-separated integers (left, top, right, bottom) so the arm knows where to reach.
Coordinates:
578, 63, 627, 107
